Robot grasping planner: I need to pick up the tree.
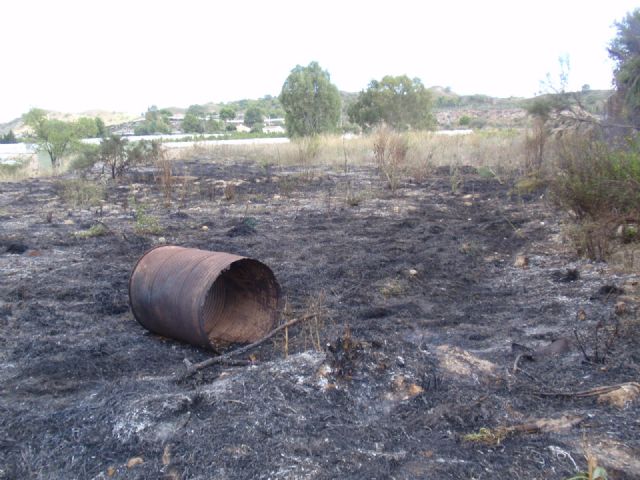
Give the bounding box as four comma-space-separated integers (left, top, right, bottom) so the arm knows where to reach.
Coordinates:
135, 106, 172, 135
348, 75, 434, 131
244, 106, 264, 127
609, 8, 640, 127
205, 117, 222, 133
75, 117, 99, 139
219, 107, 236, 122
182, 113, 205, 133
95, 117, 107, 137
100, 135, 128, 179
23, 108, 78, 169
279, 61, 341, 137
186, 104, 207, 117
0, 130, 17, 144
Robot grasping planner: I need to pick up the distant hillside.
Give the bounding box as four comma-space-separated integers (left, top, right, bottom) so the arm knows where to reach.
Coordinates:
1, 88, 614, 136
0, 110, 141, 136
165, 96, 285, 119
428, 86, 612, 129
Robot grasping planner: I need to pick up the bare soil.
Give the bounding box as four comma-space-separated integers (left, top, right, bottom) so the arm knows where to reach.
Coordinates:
0, 156, 639, 479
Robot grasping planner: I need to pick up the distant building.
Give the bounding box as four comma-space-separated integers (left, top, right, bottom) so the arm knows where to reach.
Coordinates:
264, 117, 285, 126
263, 125, 286, 134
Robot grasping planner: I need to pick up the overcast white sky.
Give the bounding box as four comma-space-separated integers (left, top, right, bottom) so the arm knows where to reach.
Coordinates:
0, 0, 637, 122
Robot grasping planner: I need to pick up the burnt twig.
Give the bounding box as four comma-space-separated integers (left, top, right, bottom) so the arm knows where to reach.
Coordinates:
533, 382, 640, 398
183, 314, 317, 377
573, 328, 590, 363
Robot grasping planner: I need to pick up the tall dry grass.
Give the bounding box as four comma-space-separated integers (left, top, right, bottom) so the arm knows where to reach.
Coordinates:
167, 130, 528, 177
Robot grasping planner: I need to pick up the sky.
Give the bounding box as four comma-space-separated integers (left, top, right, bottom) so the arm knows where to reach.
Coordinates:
0, 0, 638, 123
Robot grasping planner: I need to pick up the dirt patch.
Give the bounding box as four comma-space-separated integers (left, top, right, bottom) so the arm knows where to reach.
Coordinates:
0, 157, 639, 479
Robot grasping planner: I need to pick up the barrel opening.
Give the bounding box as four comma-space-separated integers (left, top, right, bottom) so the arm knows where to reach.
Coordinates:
202, 259, 279, 343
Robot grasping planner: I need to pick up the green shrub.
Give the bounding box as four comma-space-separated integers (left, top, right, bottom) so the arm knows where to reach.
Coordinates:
74, 223, 108, 239
57, 179, 105, 208
551, 132, 640, 259
134, 203, 162, 235
68, 144, 100, 172
514, 173, 547, 194
459, 115, 471, 126
551, 134, 640, 220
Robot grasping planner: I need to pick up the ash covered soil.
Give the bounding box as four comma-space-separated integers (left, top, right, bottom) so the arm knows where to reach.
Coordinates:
0, 157, 639, 479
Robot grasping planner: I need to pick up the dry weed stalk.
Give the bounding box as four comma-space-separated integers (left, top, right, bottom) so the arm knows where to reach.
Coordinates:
155, 153, 173, 207
224, 183, 236, 201
304, 291, 327, 351
373, 124, 409, 193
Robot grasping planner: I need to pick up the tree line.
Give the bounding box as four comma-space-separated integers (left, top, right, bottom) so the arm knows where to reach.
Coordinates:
17, 6, 640, 168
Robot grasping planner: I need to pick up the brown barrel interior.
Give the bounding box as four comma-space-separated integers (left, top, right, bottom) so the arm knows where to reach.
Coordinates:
201, 258, 280, 344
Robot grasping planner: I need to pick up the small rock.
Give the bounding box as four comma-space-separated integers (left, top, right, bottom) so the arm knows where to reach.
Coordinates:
162, 445, 171, 466
201, 225, 209, 231
126, 457, 144, 469
615, 301, 627, 316
514, 255, 529, 268
408, 268, 418, 277
63, 219, 75, 225
156, 237, 167, 244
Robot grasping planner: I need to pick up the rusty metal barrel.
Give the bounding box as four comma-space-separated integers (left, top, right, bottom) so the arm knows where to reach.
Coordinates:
129, 246, 281, 349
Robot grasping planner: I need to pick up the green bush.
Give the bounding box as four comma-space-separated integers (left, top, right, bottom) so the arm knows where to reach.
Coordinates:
56, 179, 105, 208
68, 144, 100, 172
551, 133, 640, 259
551, 134, 640, 220
74, 223, 109, 239
134, 203, 162, 235
0, 130, 17, 144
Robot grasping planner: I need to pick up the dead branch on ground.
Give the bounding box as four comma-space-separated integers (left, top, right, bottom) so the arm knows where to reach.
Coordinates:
182, 314, 317, 378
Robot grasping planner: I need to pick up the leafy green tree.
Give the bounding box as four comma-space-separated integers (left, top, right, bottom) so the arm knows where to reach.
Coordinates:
279, 61, 341, 137
186, 104, 207, 117
219, 107, 236, 122
95, 117, 107, 137
23, 108, 78, 169
609, 8, 640, 126
75, 117, 99, 138
182, 105, 209, 133
250, 122, 264, 133
348, 75, 434, 131
0, 130, 17, 144
182, 113, 205, 133
205, 117, 222, 133
100, 135, 128, 179
134, 106, 172, 135
244, 106, 264, 127
458, 115, 471, 127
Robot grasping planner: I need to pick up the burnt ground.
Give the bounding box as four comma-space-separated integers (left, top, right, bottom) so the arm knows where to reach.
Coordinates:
0, 156, 639, 479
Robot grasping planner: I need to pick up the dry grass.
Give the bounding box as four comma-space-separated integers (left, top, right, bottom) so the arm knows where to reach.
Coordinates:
56, 178, 106, 208
167, 130, 527, 176
154, 156, 173, 207
0, 159, 33, 182
373, 125, 409, 193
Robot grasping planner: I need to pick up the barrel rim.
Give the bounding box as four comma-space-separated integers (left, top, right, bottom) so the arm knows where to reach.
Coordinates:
128, 244, 170, 325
